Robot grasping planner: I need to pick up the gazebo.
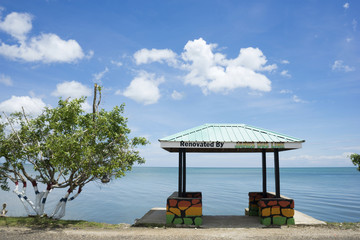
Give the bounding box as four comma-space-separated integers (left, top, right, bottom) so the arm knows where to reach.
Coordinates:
159, 123, 305, 226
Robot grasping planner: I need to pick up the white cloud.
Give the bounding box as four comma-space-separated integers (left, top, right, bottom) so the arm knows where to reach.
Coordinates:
346, 38, 352, 42
292, 95, 306, 103
0, 11, 85, 63
123, 71, 164, 105
0, 73, 12, 86
171, 90, 184, 100
86, 50, 94, 59
279, 90, 305, 103
280, 70, 291, 78
134, 48, 177, 65
181, 38, 274, 94
81, 101, 92, 112
52, 81, 92, 99
111, 60, 122, 67
343, 3, 349, 9
281, 60, 290, 64
279, 89, 292, 94
332, 60, 355, 72
0, 95, 46, 115
0, 12, 32, 41
93, 67, 109, 82
285, 152, 350, 161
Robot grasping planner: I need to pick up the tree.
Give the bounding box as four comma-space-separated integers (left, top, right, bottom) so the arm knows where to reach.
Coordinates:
0, 84, 148, 219
349, 153, 360, 171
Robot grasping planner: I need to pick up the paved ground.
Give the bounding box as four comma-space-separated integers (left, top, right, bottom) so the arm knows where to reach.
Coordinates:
3, 208, 354, 240
1, 225, 360, 240
134, 207, 326, 227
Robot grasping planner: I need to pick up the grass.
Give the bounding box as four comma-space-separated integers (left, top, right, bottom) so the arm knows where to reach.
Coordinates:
324, 222, 360, 230
0, 217, 359, 230
0, 216, 129, 229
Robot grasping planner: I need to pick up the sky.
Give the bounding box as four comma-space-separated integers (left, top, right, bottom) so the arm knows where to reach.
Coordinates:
0, 0, 359, 168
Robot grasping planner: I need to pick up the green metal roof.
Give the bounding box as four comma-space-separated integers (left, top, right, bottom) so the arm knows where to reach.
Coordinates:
159, 124, 305, 152
160, 124, 304, 143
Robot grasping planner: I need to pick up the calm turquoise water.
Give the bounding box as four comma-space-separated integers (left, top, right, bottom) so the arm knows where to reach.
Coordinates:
0, 167, 359, 224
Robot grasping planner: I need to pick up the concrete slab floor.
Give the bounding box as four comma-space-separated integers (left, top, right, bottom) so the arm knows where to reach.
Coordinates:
134, 207, 326, 228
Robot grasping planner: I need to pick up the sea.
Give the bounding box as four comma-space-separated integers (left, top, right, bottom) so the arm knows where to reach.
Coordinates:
0, 167, 359, 224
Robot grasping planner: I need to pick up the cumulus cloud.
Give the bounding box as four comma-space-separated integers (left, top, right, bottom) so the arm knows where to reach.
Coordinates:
93, 67, 109, 82
332, 60, 355, 72
343, 3, 349, 9
52, 81, 92, 99
281, 60, 290, 64
0, 95, 46, 115
0, 73, 12, 86
0, 11, 85, 63
130, 38, 277, 103
280, 70, 291, 78
171, 90, 184, 100
122, 71, 164, 105
181, 38, 275, 94
134, 48, 177, 65
0, 12, 32, 41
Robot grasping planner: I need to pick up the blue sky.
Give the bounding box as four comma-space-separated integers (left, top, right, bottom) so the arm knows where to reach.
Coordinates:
0, 0, 359, 168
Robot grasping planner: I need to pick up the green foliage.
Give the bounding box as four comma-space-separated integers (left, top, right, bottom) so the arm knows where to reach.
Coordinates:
0, 216, 129, 229
0, 86, 148, 193
349, 153, 360, 171
0, 117, 9, 191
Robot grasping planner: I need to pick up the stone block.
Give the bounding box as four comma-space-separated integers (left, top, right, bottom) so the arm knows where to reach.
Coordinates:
273, 216, 287, 225
166, 214, 174, 224
173, 218, 183, 225
271, 206, 280, 215
183, 218, 193, 225
282, 208, 294, 218
287, 217, 295, 225
185, 207, 202, 216
279, 200, 290, 207
169, 207, 181, 216
261, 207, 270, 217
194, 217, 203, 226
258, 200, 267, 208
268, 200, 278, 206
261, 217, 272, 226
169, 199, 177, 207
178, 200, 191, 210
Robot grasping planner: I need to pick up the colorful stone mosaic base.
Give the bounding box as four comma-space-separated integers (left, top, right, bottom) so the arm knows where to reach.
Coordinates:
249, 192, 295, 226
248, 192, 275, 216
166, 192, 202, 226
258, 197, 295, 226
